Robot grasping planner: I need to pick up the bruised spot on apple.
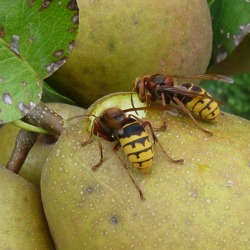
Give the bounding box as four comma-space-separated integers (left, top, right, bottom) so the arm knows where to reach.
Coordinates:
46, 0, 213, 107
41, 93, 250, 249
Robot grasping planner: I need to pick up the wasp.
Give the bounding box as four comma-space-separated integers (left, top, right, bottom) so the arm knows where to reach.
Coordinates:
131, 74, 234, 135
83, 107, 184, 200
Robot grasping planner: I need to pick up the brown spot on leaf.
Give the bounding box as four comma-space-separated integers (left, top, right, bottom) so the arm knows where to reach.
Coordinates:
68, 27, 78, 33
46, 58, 67, 75
28, 0, 35, 7
68, 41, 75, 52
67, 0, 78, 11
28, 36, 35, 43
53, 49, 64, 58
0, 26, 5, 38
40, 0, 52, 11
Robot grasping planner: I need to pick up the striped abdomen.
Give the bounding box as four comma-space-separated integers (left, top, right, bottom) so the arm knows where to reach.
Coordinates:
178, 83, 220, 121
118, 118, 153, 174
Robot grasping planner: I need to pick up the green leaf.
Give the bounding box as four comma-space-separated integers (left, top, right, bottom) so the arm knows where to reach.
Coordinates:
0, 0, 78, 78
208, 34, 250, 75
201, 73, 250, 119
0, 0, 78, 123
42, 82, 75, 104
208, 0, 250, 66
206, 0, 250, 120
0, 39, 42, 123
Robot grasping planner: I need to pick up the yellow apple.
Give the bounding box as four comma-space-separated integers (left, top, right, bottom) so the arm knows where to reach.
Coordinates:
41, 93, 250, 249
47, 0, 212, 107
0, 166, 55, 249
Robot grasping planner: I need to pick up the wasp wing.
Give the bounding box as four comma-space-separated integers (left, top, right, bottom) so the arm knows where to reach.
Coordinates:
159, 85, 224, 105
170, 74, 234, 84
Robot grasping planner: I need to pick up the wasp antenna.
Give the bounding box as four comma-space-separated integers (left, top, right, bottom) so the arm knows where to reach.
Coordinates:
222, 75, 234, 84
207, 74, 234, 84
81, 115, 97, 146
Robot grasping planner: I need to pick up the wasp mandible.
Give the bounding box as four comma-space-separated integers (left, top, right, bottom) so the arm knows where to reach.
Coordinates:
83, 107, 184, 200
131, 74, 234, 135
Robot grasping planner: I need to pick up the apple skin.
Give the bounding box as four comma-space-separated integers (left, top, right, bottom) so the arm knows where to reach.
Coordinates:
41, 93, 250, 249
0, 103, 85, 187
47, 0, 212, 107
0, 166, 55, 249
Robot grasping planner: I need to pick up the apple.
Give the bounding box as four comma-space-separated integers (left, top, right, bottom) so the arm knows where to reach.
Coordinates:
47, 0, 212, 107
0, 103, 85, 187
41, 93, 250, 249
0, 166, 55, 249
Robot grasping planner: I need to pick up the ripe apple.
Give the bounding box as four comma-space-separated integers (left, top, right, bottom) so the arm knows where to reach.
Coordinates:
41, 93, 250, 249
47, 0, 212, 107
0, 166, 55, 249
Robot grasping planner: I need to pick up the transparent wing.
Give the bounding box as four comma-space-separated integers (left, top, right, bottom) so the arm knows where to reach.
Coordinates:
170, 74, 234, 84
159, 85, 224, 105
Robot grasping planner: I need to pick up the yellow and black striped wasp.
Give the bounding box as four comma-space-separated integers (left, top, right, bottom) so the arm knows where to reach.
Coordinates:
131, 74, 234, 135
83, 107, 184, 200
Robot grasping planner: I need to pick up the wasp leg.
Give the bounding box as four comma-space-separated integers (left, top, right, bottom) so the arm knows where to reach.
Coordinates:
113, 142, 145, 201
142, 121, 184, 164
92, 138, 104, 171
81, 117, 97, 146
172, 97, 213, 136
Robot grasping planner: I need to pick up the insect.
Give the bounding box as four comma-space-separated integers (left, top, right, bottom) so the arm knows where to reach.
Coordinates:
83, 107, 184, 200
131, 74, 234, 135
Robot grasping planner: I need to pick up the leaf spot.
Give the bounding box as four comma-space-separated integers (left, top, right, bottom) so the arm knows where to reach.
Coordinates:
46, 58, 67, 75
28, 36, 35, 43
216, 44, 228, 63
0, 26, 5, 38
17, 101, 36, 116
0, 77, 4, 83
11, 34, 20, 54
71, 14, 79, 25
21, 81, 27, 87
53, 49, 64, 58
67, 0, 78, 11
2, 93, 13, 105
68, 41, 75, 52
28, 0, 35, 7
40, 0, 52, 11
233, 23, 250, 46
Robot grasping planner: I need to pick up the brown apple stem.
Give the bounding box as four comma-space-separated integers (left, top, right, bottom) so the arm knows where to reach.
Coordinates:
6, 130, 38, 174
22, 102, 64, 135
